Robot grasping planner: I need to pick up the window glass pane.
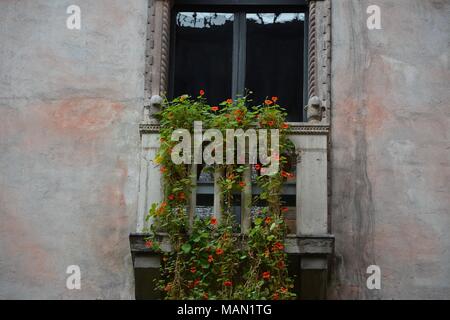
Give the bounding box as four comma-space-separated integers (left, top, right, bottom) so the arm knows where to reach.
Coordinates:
173, 12, 234, 105
245, 13, 305, 122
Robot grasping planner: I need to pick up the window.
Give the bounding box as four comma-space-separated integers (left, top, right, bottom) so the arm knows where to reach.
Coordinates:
169, 1, 308, 122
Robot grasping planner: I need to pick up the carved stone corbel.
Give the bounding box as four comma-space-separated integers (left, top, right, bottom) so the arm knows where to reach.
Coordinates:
304, 95, 326, 123
307, 0, 331, 124
144, 0, 173, 118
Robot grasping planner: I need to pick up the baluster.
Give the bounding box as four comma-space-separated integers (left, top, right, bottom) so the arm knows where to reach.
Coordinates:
188, 164, 197, 231
240, 166, 252, 234
213, 167, 224, 223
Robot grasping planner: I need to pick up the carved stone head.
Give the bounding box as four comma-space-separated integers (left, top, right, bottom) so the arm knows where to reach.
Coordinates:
304, 96, 325, 123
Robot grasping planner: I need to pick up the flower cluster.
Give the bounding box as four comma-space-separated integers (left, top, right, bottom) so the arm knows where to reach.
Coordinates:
146, 91, 296, 300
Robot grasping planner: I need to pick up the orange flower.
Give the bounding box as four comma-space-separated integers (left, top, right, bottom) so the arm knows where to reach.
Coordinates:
145, 240, 153, 248
239, 181, 246, 188
226, 98, 233, 104
199, 89, 205, 96
265, 216, 272, 225
224, 280, 233, 287
203, 292, 209, 300
281, 287, 288, 293
273, 293, 279, 300
216, 248, 224, 255
190, 267, 197, 274
272, 96, 278, 103
178, 192, 185, 200
160, 166, 167, 173
254, 164, 261, 170
273, 242, 284, 251
164, 283, 172, 292
208, 255, 214, 263
210, 217, 217, 225
268, 120, 274, 126
168, 194, 175, 200
282, 122, 289, 129
262, 271, 271, 280
211, 106, 219, 111
281, 171, 290, 178
281, 207, 288, 213
265, 99, 273, 105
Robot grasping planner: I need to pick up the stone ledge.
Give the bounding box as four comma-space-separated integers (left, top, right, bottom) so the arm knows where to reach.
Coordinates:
129, 232, 334, 263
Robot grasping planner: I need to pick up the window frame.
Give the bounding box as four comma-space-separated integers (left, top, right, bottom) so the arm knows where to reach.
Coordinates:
168, 1, 309, 121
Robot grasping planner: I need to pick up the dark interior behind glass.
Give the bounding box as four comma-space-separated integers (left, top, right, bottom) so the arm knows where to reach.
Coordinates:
246, 13, 305, 122
172, 12, 234, 106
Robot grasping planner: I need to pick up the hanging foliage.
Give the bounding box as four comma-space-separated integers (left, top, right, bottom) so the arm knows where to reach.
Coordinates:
145, 91, 296, 300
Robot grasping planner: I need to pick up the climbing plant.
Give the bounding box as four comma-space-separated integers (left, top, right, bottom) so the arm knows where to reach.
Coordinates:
145, 91, 296, 300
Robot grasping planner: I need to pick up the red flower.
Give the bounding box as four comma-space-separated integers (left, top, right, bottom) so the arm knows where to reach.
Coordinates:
164, 283, 172, 292
281, 207, 288, 213
216, 248, 224, 255
282, 122, 289, 129
199, 89, 205, 96
262, 271, 271, 280
224, 280, 233, 287
160, 166, 167, 173
145, 240, 153, 248
208, 255, 214, 263
281, 287, 288, 293
236, 117, 242, 123
211, 106, 219, 111
265, 99, 273, 105
193, 278, 200, 286
281, 171, 291, 178
273, 293, 279, 300
254, 164, 261, 171
265, 216, 272, 225
226, 98, 233, 104
203, 292, 209, 300
210, 217, 217, 225
268, 120, 275, 127
168, 194, 175, 200
239, 181, 246, 188
272, 96, 278, 103
273, 242, 284, 251
190, 267, 197, 274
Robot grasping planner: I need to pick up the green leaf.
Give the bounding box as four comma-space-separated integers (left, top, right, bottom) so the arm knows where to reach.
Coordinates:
181, 243, 191, 254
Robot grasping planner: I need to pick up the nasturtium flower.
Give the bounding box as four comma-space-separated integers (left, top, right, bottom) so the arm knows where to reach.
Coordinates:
262, 271, 271, 280
145, 240, 153, 248
265, 99, 273, 105
224, 280, 233, 287
199, 89, 205, 96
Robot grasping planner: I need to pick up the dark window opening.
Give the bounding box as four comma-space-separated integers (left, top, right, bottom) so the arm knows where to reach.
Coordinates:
169, 3, 307, 122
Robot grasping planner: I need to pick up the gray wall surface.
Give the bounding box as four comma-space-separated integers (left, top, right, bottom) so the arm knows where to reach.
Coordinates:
0, 0, 448, 299
330, 0, 450, 299
0, 0, 148, 299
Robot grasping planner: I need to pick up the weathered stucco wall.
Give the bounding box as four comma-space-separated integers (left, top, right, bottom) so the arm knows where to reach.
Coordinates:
330, 0, 450, 299
0, 0, 449, 300
0, 0, 148, 299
